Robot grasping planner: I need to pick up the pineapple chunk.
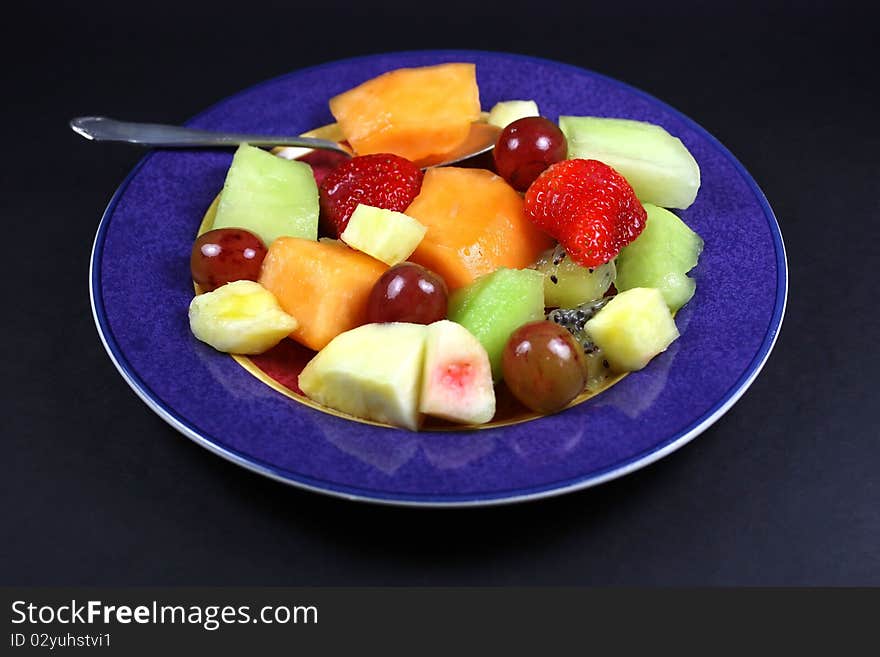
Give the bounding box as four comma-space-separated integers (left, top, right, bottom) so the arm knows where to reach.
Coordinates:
189, 280, 298, 354
340, 204, 427, 266
487, 100, 539, 128
585, 287, 679, 371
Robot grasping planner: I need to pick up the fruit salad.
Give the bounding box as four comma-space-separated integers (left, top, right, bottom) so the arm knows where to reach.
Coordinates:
187, 62, 704, 431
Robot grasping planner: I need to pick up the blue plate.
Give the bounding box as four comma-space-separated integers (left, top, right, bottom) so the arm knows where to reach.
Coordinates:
90, 51, 787, 506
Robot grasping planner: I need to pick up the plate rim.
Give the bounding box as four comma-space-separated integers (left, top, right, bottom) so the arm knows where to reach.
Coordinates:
89, 49, 788, 507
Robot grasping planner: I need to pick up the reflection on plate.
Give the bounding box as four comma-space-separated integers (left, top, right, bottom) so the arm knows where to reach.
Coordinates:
91, 51, 786, 506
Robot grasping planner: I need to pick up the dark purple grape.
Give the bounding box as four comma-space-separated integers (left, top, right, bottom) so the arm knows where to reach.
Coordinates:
493, 117, 567, 191
501, 320, 588, 413
366, 263, 448, 324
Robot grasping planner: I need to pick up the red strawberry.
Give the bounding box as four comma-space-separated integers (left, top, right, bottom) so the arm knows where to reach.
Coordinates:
524, 159, 647, 268
318, 153, 424, 237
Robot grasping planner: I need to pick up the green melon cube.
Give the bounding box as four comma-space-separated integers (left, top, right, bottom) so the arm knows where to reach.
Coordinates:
559, 116, 701, 209
615, 203, 704, 311
448, 268, 545, 381
585, 287, 679, 372
212, 144, 318, 246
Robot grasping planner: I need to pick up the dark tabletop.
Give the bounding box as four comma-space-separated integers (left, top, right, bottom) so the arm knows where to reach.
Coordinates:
3, 0, 878, 586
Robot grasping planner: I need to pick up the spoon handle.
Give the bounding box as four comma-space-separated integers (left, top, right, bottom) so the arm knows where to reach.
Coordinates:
69, 116, 349, 154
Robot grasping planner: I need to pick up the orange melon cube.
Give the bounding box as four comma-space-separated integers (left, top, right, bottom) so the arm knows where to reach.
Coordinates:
258, 237, 387, 351
405, 168, 555, 290
328, 63, 481, 164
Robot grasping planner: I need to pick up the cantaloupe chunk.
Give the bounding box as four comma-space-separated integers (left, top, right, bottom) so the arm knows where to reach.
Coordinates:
258, 237, 387, 351
328, 63, 481, 163
405, 168, 554, 290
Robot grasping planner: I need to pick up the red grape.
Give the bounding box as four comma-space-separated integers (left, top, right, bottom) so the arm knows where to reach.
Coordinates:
190, 228, 267, 292
366, 263, 448, 324
493, 117, 567, 191
501, 320, 588, 413
296, 149, 350, 187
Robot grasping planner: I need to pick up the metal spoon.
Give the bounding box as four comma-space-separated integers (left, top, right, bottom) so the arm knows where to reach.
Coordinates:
69, 116, 500, 167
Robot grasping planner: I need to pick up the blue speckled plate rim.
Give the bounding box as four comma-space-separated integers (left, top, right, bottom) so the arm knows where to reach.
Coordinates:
89, 50, 788, 507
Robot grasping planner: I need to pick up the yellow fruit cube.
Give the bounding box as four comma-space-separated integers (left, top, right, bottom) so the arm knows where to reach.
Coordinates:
189, 280, 298, 354
340, 204, 427, 266
585, 287, 679, 371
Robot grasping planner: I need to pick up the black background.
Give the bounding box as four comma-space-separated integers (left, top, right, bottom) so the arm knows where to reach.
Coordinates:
3, 0, 878, 585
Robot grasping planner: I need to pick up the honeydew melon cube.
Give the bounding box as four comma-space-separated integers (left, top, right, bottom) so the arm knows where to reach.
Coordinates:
213, 144, 319, 246
448, 268, 545, 381
585, 287, 679, 372
558, 116, 700, 210
340, 204, 427, 266
615, 204, 704, 311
